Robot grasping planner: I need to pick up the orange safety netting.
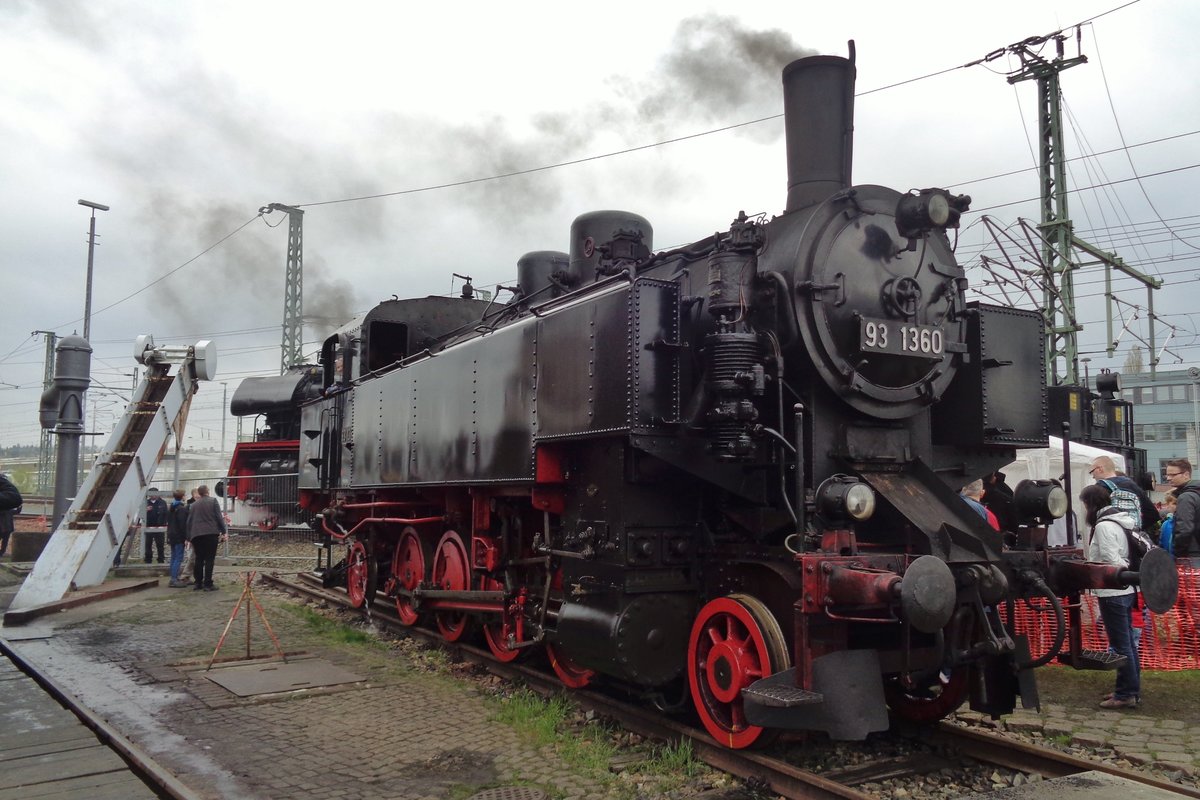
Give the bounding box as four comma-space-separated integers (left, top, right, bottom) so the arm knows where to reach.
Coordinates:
1005, 561, 1200, 671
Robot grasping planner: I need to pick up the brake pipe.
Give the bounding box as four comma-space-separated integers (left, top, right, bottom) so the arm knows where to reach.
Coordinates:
320, 514, 445, 541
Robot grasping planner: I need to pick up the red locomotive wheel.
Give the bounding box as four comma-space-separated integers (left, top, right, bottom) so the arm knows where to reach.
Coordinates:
687, 594, 790, 750
481, 577, 524, 662
256, 514, 280, 531
391, 528, 426, 626
432, 531, 471, 641
346, 541, 369, 608
545, 641, 594, 688
884, 667, 969, 723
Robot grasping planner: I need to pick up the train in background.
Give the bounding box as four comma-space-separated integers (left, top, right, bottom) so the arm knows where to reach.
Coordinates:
1049, 371, 1148, 483
225, 366, 322, 529
226, 298, 494, 528
261, 46, 1179, 748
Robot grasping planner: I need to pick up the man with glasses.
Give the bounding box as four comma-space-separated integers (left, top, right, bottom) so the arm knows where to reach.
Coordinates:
1088, 456, 1158, 533
1164, 459, 1200, 557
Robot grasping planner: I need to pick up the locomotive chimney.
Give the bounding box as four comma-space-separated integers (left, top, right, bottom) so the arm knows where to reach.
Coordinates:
782, 44, 856, 213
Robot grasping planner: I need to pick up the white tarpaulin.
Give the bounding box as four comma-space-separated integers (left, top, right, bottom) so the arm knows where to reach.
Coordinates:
1002, 436, 1126, 546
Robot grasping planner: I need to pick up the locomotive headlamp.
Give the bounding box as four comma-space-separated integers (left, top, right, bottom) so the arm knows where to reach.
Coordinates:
894, 189, 971, 239
925, 193, 951, 226
1013, 479, 1069, 525
816, 475, 877, 522
1095, 370, 1121, 399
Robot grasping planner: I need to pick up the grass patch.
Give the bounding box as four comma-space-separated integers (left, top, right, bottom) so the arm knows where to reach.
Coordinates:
644, 738, 700, 779
280, 603, 380, 648
491, 690, 621, 778
1036, 665, 1200, 724
493, 690, 572, 744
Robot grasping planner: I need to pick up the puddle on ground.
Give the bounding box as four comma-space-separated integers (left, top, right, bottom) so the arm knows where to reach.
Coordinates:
11, 634, 256, 798
398, 747, 500, 786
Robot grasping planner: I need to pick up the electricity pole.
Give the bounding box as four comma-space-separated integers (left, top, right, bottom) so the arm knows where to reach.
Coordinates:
77, 199, 108, 484
260, 203, 305, 374
34, 330, 58, 494
1005, 31, 1161, 385
78, 199, 109, 343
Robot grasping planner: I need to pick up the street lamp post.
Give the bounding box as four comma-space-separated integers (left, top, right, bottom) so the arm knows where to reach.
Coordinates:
77, 199, 110, 342
77, 199, 108, 486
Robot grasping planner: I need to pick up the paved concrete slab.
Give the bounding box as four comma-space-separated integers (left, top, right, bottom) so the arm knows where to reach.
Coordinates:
0, 572, 628, 799
202, 657, 363, 696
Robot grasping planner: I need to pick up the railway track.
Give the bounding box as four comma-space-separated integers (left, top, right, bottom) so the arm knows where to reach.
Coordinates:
0, 637, 201, 800
260, 570, 1200, 800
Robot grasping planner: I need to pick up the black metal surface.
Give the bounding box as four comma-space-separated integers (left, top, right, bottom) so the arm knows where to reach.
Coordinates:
517, 250, 569, 300
744, 652, 889, 740
567, 210, 652, 286
1056, 648, 1126, 670
933, 303, 1047, 447
554, 591, 693, 686
1138, 547, 1180, 613
230, 367, 321, 418
783, 53, 856, 212
861, 463, 1004, 563
783, 184, 968, 420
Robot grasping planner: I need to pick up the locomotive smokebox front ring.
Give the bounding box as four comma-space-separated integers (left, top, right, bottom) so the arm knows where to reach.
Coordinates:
785, 184, 968, 419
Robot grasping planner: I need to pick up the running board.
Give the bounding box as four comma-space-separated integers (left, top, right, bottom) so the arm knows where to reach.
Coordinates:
744, 650, 889, 740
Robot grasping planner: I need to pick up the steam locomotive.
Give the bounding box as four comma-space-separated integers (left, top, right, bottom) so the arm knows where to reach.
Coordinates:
226, 366, 324, 529
291, 48, 1176, 747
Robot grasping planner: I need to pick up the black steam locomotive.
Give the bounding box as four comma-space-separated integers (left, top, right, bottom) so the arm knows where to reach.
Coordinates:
295, 48, 1175, 747
226, 366, 325, 529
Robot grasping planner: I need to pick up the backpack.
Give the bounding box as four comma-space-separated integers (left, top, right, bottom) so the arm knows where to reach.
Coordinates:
1123, 526, 1157, 572
1098, 507, 1156, 571
1099, 479, 1144, 530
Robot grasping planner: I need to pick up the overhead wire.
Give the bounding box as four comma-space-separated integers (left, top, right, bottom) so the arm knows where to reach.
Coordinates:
0, 0, 1173, 413
1089, 26, 1200, 253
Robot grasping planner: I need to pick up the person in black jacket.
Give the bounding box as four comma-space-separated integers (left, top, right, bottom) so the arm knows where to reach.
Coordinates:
1165, 459, 1200, 558
166, 489, 191, 587
0, 473, 21, 511
143, 488, 168, 564
0, 473, 22, 559
186, 485, 226, 591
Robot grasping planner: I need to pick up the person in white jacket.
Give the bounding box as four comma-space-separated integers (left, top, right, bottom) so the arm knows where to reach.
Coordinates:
1080, 483, 1140, 708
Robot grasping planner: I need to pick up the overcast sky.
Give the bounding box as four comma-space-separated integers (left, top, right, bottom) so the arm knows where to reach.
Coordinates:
1, 0, 1197, 455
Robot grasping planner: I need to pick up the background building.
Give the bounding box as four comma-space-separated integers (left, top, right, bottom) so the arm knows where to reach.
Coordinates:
1116, 367, 1200, 481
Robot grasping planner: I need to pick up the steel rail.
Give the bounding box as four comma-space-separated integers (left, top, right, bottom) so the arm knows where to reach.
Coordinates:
261, 571, 873, 800
926, 722, 1200, 798
0, 636, 205, 800
261, 571, 1200, 799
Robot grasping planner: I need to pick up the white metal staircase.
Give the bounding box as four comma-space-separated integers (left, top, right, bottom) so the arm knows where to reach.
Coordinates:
7, 336, 216, 615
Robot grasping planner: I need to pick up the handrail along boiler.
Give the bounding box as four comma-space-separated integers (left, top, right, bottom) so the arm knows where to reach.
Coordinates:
296, 47, 1177, 748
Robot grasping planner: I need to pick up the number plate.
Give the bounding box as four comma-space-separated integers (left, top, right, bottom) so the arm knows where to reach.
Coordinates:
859, 317, 945, 359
